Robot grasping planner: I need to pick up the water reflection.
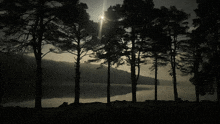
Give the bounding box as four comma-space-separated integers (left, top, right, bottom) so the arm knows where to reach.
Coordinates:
3, 84, 217, 108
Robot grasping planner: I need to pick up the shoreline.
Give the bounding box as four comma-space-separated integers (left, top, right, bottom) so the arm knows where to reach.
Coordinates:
2, 84, 217, 108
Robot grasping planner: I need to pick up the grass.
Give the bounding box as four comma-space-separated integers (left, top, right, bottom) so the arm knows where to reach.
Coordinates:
1, 100, 220, 124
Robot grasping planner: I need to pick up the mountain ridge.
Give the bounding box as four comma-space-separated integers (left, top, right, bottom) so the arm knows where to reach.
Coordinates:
0, 52, 157, 86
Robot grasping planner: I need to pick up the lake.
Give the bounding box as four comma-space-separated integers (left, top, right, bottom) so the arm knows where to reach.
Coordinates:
2, 83, 217, 108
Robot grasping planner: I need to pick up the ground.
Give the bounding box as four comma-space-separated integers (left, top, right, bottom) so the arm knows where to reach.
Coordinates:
1, 100, 220, 124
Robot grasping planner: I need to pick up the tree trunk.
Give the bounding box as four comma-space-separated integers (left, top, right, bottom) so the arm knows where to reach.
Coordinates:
74, 58, 80, 104
131, 26, 137, 103
195, 85, 200, 102
172, 63, 178, 101
194, 51, 200, 103
74, 34, 81, 104
107, 59, 111, 105
217, 76, 220, 103
172, 53, 178, 101
136, 51, 141, 82
35, 57, 42, 109
131, 65, 136, 103
154, 54, 158, 101
34, 8, 44, 109
171, 36, 178, 101
0, 64, 3, 105
0, 86, 2, 105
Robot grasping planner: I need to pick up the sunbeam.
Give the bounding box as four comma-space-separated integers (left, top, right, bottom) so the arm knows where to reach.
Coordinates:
98, 0, 106, 39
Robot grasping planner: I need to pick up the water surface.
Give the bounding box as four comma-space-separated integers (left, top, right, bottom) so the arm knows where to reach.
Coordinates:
3, 83, 217, 107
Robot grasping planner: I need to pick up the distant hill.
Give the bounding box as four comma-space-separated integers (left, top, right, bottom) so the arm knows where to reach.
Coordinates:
0, 52, 159, 103
0, 52, 157, 86
1, 52, 197, 104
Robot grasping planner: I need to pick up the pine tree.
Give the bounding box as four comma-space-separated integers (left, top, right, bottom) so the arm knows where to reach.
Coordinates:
0, 0, 80, 109
143, 22, 171, 101
178, 29, 206, 102
120, 0, 155, 103
49, 3, 98, 104
89, 6, 125, 105
194, 0, 220, 102
159, 6, 189, 101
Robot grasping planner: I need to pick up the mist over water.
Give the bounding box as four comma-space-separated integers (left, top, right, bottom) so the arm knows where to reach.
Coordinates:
3, 83, 217, 108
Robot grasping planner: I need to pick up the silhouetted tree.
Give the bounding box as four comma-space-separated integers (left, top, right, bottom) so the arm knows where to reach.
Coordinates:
118, 0, 156, 103
0, 0, 80, 109
49, 3, 98, 104
159, 6, 189, 101
89, 6, 125, 105
178, 28, 207, 102
193, 0, 220, 102
143, 22, 171, 101
192, 62, 215, 97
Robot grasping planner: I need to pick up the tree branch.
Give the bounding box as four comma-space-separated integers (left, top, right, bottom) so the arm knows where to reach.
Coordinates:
41, 50, 51, 58
80, 51, 91, 60
67, 50, 77, 55
43, 16, 56, 26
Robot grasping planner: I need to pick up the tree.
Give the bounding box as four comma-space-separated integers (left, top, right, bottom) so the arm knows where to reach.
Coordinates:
118, 0, 156, 103
48, 3, 98, 104
178, 28, 207, 102
159, 6, 189, 101
193, 0, 220, 102
143, 22, 171, 101
89, 6, 125, 105
0, 0, 80, 109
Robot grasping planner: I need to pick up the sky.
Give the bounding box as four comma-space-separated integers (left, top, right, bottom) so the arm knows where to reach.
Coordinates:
80, 0, 197, 23
28, 0, 199, 82
1, 0, 218, 108
1, 0, 206, 106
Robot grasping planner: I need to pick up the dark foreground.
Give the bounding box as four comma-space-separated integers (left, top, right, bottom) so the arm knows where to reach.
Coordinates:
1, 101, 220, 124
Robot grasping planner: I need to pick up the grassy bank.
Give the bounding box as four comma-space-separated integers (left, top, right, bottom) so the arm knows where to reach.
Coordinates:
1, 101, 219, 124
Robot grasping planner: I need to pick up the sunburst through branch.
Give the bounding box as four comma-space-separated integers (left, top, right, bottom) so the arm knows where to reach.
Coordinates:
98, 0, 106, 39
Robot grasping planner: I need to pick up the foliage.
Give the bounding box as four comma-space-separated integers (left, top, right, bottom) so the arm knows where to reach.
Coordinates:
142, 17, 171, 70
192, 0, 220, 98
158, 6, 189, 101
0, 0, 83, 108
89, 6, 125, 67
176, 0, 219, 98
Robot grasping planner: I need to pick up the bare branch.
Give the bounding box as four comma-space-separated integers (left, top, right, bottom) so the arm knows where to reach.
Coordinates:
43, 16, 57, 26
67, 50, 77, 55
80, 51, 90, 60
41, 50, 51, 58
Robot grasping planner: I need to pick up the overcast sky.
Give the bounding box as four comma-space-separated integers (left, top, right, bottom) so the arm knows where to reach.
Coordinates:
80, 0, 197, 23
24, 0, 198, 82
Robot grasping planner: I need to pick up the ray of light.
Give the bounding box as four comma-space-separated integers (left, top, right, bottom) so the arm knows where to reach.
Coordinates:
98, 0, 106, 39
98, 19, 103, 39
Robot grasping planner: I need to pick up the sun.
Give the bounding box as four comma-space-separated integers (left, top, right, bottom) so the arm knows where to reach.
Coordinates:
101, 16, 104, 20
